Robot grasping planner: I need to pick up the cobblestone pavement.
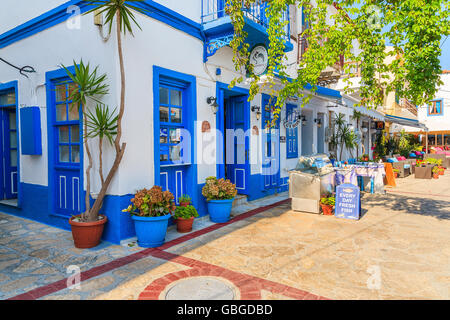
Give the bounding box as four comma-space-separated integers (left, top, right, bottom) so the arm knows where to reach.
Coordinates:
1, 173, 450, 300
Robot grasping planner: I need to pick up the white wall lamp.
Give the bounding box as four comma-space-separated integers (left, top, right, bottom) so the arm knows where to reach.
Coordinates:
207, 96, 219, 114
251, 105, 261, 120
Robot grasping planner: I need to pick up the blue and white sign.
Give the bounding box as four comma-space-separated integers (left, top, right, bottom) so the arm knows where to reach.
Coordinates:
335, 183, 361, 220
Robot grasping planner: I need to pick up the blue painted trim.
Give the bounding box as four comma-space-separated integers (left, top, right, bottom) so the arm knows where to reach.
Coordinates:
276, 74, 342, 99
0, 80, 21, 207
215, 82, 250, 180
0, 0, 203, 50
45, 65, 85, 218
0, 1, 90, 49
153, 66, 198, 207
427, 98, 444, 117
20, 107, 42, 155
286, 103, 298, 159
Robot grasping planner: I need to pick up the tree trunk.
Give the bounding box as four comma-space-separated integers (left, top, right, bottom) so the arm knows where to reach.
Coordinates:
89, 10, 127, 217
99, 137, 104, 185
84, 104, 94, 221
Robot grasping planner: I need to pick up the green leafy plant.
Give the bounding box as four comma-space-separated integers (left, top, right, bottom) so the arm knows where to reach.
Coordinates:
173, 205, 199, 220
202, 177, 237, 201
432, 166, 440, 174
320, 195, 335, 206
226, 0, 449, 123
179, 195, 191, 204
122, 186, 176, 217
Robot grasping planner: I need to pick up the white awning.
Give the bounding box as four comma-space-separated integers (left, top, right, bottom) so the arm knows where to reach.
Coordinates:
385, 114, 428, 131
354, 105, 385, 121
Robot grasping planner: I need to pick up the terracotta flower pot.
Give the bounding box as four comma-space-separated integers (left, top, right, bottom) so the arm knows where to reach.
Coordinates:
69, 215, 107, 249
176, 217, 194, 233
433, 173, 439, 179
320, 204, 334, 216
394, 172, 398, 178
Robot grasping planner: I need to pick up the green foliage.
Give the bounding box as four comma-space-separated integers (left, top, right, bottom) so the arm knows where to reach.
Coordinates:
84, 0, 146, 35
226, 0, 450, 122
86, 104, 118, 145
179, 195, 191, 203
320, 195, 335, 206
202, 176, 238, 201
173, 205, 199, 220
62, 59, 109, 107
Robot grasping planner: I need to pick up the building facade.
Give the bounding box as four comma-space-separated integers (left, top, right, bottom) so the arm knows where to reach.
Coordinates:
1, 0, 365, 244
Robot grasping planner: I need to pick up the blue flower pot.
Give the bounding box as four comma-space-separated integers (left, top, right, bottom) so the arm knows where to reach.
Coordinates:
207, 199, 234, 223
131, 214, 171, 248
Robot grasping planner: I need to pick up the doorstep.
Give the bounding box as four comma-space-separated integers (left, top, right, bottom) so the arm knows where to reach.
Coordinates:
121, 191, 289, 248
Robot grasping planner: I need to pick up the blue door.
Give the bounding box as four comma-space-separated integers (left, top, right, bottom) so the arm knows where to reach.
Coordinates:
158, 83, 189, 204
0, 88, 18, 200
226, 95, 250, 194
50, 80, 82, 216
262, 95, 280, 193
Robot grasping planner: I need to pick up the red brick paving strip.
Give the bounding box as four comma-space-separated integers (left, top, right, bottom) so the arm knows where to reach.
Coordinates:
140, 251, 327, 300
7, 199, 327, 300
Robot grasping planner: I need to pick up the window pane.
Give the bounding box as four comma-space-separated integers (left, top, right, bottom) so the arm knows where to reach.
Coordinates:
0, 92, 15, 105
170, 107, 182, 123
170, 128, 181, 143
159, 87, 169, 104
68, 103, 80, 120
59, 146, 70, 162
160, 152, 169, 162
67, 83, 77, 101
10, 132, 17, 148
444, 134, 450, 146
171, 89, 182, 106
71, 125, 80, 143
55, 84, 67, 102
10, 149, 17, 167
437, 134, 443, 145
59, 126, 70, 143
160, 106, 169, 122
160, 128, 168, 144
170, 145, 181, 161
71, 145, 80, 163
9, 112, 16, 130
56, 104, 67, 121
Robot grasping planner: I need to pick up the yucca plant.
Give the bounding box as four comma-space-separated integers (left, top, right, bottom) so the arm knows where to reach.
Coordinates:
62, 60, 110, 221
86, 104, 118, 186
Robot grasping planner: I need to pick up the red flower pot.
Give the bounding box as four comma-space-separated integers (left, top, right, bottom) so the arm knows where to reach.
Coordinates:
433, 173, 439, 179
176, 217, 194, 233
69, 215, 107, 249
320, 204, 334, 216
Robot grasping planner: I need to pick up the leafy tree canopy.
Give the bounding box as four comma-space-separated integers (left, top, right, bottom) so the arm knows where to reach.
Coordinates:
226, 0, 450, 125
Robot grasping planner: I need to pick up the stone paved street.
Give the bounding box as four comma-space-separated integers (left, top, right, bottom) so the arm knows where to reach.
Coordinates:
1, 174, 450, 300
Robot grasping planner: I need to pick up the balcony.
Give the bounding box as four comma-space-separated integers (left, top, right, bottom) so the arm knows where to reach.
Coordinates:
201, 0, 293, 61
399, 98, 418, 117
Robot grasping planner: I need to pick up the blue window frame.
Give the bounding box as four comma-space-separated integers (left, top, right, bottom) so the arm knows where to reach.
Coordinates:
53, 81, 81, 165
286, 103, 298, 159
428, 99, 443, 116
159, 84, 185, 165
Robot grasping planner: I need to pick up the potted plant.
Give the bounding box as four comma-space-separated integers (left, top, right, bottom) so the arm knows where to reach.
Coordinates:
179, 195, 192, 207
439, 166, 445, 176
66, 0, 146, 248
202, 177, 237, 223
123, 186, 176, 248
173, 205, 199, 233
320, 194, 335, 216
432, 166, 440, 179
393, 168, 400, 179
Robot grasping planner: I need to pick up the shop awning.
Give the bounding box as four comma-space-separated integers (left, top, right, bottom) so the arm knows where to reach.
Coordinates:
354, 105, 385, 121
385, 114, 428, 131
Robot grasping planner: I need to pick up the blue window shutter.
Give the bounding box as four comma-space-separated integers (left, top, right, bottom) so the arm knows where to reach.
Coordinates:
20, 107, 42, 155
286, 104, 298, 159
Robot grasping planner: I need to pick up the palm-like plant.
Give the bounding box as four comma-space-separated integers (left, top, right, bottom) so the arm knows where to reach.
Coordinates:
62, 60, 110, 221
351, 110, 362, 157
86, 104, 118, 186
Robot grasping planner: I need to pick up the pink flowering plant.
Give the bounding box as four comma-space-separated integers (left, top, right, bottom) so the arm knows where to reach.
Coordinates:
201, 177, 237, 201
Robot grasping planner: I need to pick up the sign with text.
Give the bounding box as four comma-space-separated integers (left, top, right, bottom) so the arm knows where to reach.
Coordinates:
335, 184, 360, 220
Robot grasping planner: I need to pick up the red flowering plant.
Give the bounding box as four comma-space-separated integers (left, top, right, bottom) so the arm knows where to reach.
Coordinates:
122, 186, 176, 217
201, 176, 237, 201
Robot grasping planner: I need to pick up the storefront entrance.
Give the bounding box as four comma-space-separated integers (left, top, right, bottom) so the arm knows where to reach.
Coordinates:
216, 83, 250, 195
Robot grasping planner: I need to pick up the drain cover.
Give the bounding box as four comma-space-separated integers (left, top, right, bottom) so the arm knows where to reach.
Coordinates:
165, 277, 235, 300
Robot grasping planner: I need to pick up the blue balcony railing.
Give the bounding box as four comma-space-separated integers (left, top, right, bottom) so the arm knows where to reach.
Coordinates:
201, 0, 290, 40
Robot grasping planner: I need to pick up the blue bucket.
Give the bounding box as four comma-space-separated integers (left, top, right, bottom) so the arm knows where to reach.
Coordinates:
131, 214, 171, 248
207, 199, 234, 223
